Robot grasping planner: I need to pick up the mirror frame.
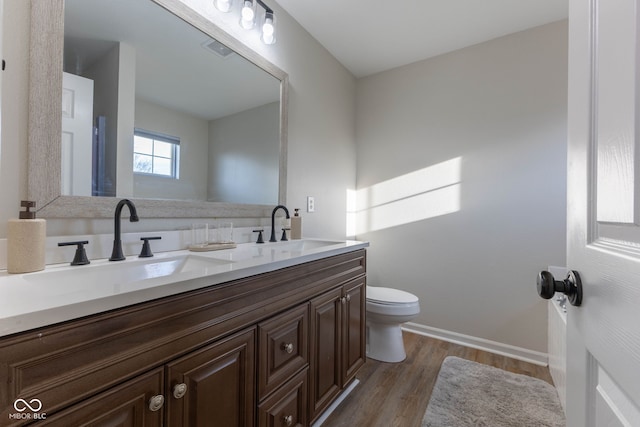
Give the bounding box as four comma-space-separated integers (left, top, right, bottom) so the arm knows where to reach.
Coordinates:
28, 0, 288, 218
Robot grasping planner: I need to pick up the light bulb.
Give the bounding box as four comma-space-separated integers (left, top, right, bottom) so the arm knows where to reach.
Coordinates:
262, 17, 274, 36
262, 32, 275, 45
240, 1, 255, 29
261, 11, 275, 44
214, 0, 233, 12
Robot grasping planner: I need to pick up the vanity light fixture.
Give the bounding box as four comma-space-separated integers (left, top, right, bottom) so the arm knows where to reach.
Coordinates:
213, 0, 277, 45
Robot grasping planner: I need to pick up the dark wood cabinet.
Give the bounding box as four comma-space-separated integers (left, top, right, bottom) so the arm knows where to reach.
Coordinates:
0, 250, 366, 426
309, 278, 366, 423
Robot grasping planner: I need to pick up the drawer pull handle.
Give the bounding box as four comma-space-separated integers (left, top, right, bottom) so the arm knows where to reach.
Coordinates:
148, 394, 165, 412
283, 414, 293, 426
173, 383, 188, 399
282, 342, 294, 354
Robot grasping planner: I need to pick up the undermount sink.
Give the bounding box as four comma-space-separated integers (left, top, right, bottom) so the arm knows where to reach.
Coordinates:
208, 239, 344, 263
23, 254, 234, 292
268, 239, 343, 251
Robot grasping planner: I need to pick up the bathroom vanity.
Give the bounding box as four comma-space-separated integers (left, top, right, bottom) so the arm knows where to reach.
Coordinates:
0, 240, 367, 426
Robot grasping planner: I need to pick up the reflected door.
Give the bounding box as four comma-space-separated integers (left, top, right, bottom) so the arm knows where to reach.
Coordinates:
61, 72, 93, 196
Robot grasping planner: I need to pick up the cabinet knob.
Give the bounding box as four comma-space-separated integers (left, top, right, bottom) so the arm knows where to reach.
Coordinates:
148, 394, 165, 412
281, 342, 294, 354
340, 296, 346, 304
173, 383, 188, 399
345, 293, 351, 302
283, 414, 293, 426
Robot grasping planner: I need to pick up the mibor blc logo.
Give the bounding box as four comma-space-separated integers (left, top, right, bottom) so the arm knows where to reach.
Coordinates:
8, 398, 47, 421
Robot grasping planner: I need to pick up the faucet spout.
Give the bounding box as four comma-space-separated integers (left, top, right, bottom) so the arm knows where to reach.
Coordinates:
109, 199, 139, 261
269, 205, 290, 242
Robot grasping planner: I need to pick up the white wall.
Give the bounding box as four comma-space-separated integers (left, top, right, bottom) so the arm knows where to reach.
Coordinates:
355, 21, 568, 353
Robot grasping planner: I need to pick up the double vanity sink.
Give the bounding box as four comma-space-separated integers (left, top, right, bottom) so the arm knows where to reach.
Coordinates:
0, 239, 368, 337
0, 238, 368, 426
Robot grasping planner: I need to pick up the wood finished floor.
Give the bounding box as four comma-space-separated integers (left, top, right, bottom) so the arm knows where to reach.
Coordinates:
322, 332, 554, 427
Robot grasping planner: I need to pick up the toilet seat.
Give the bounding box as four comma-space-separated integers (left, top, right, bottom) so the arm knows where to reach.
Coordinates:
366, 286, 420, 316
367, 286, 419, 304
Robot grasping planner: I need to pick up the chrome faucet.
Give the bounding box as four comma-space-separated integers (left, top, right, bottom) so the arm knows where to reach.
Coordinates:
269, 205, 290, 242
109, 199, 139, 261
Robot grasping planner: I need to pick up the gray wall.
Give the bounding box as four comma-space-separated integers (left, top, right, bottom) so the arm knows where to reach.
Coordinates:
208, 102, 280, 205
355, 21, 568, 352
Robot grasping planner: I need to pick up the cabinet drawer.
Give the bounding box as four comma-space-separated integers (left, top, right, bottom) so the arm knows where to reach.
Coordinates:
258, 368, 308, 427
258, 304, 309, 399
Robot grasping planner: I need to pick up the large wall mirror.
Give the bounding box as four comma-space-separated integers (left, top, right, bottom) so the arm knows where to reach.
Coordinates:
28, 0, 288, 218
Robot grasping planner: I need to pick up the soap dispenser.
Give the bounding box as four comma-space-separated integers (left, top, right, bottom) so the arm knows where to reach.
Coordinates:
290, 208, 302, 240
7, 201, 46, 273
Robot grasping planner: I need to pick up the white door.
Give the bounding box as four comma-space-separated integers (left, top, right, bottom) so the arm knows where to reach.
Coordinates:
61, 72, 94, 196
566, 0, 640, 425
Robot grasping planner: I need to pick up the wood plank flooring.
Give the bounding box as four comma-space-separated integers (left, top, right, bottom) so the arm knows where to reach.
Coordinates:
322, 331, 554, 427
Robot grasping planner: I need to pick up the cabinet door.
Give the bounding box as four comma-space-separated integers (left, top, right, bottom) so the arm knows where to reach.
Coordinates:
39, 368, 164, 427
308, 287, 342, 422
166, 329, 256, 427
342, 279, 366, 386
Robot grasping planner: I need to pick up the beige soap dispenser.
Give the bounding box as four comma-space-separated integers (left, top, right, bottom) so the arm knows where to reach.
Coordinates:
290, 208, 302, 240
7, 201, 46, 273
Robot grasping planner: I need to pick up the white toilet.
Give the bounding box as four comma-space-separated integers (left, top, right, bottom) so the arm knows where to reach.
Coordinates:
366, 286, 420, 363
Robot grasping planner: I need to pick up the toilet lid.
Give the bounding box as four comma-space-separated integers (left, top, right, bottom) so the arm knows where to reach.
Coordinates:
366, 286, 419, 304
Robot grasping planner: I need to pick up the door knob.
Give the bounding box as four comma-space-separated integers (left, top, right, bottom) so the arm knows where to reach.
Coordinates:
537, 270, 583, 306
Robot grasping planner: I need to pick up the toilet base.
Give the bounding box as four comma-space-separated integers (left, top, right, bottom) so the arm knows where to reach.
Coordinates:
366, 322, 406, 363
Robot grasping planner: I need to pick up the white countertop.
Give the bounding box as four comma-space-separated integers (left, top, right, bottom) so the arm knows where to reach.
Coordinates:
0, 239, 368, 337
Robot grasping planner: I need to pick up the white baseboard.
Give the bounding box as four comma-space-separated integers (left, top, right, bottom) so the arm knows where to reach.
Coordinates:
402, 322, 548, 367
311, 379, 359, 427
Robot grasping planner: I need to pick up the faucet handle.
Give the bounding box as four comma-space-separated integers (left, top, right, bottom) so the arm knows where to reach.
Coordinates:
58, 240, 90, 266
139, 236, 161, 258
280, 228, 290, 241
253, 229, 265, 244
